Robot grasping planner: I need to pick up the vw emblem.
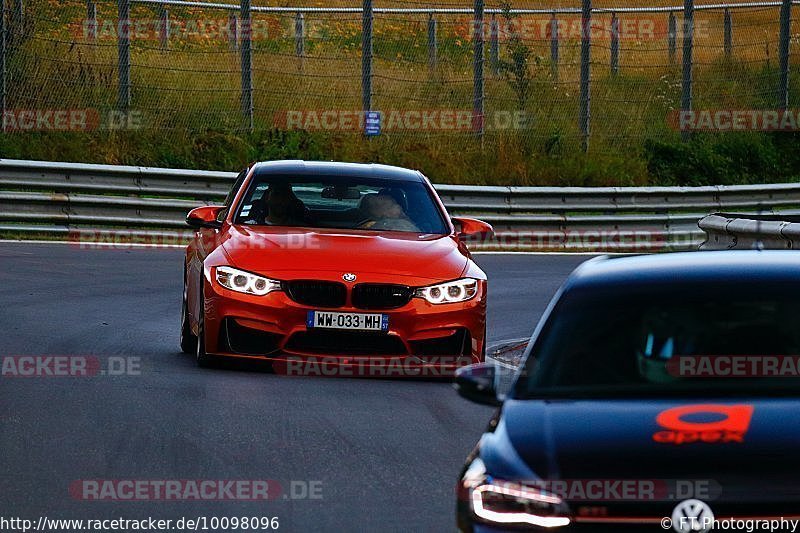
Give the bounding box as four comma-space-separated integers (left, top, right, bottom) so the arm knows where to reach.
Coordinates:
671, 499, 714, 532
342, 273, 357, 283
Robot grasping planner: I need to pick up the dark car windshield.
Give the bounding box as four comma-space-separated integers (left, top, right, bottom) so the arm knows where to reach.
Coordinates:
516, 281, 800, 398
234, 174, 448, 234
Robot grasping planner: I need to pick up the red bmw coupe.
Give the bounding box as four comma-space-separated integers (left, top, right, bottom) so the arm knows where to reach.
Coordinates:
181, 161, 493, 376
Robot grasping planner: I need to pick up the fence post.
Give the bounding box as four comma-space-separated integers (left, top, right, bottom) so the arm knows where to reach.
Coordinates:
241, 0, 253, 132
723, 8, 732, 59
579, 0, 591, 153
550, 12, 559, 81
228, 12, 239, 51
668, 11, 676, 64
681, 0, 694, 142
362, 0, 373, 118
428, 13, 437, 76
610, 12, 619, 76
11, 0, 21, 41
778, 0, 792, 110
1, 0, 5, 133
473, 0, 485, 139
490, 15, 499, 77
118, 0, 131, 113
158, 5, 169, 50
295, 12, 304, 71
86, 0, 97, 42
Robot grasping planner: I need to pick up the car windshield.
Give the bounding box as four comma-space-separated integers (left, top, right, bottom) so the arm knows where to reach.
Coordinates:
234, 174, 448, 234
515, 281, 800, 398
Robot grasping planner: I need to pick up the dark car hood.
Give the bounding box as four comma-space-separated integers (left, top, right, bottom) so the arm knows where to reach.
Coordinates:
220, 225, 470, 284
480, 398, 800, 503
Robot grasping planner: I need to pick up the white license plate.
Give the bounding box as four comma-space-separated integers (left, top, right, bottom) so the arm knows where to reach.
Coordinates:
307, 311, 388, 331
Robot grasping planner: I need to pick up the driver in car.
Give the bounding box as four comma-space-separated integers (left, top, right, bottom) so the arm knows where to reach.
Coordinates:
359, 193, 419, 232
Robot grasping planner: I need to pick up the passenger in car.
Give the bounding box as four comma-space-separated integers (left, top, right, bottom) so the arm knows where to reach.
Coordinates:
263, 183, 308, 226
359, 193, 420, 232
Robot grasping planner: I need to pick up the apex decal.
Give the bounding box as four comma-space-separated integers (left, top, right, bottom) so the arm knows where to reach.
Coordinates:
653, 404, 754, 445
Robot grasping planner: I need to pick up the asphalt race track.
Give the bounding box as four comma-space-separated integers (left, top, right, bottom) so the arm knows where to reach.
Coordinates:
0, 243, 592, 532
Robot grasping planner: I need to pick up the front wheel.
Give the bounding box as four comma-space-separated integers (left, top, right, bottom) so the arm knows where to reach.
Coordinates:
180, 279, 197, 354
195, 286, 215, 368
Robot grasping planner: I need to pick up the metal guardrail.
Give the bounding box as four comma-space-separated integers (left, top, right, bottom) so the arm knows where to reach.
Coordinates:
699, 213, 800, 250
2, 159, 800, 251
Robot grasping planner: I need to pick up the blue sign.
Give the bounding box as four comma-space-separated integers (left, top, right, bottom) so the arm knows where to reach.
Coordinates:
365, 111, 381, 136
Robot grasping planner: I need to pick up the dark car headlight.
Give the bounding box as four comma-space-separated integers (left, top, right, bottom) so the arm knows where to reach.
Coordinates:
462, 458, 570, 529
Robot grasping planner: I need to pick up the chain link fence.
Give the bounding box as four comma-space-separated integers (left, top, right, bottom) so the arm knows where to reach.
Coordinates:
1, 0, 798, 180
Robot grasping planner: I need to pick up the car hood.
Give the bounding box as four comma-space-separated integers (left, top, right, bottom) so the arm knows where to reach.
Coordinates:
220, 225, 470, 284
480, 398, 800, 502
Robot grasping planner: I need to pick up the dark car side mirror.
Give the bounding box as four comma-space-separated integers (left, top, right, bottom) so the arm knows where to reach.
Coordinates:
454, 363, 503, 406
187, 206, 225, 230
452, 217, 494, 241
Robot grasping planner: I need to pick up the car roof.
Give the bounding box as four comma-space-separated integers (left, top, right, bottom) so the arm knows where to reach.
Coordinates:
252, 161, 425, 182
566, 250, 800, 290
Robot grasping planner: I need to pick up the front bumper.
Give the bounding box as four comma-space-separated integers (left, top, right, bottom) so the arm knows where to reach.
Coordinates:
201, 275, 487, 377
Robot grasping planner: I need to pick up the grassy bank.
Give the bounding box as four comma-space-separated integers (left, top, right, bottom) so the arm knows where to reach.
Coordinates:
2, 0, 798, 186
2, 128, 799, 186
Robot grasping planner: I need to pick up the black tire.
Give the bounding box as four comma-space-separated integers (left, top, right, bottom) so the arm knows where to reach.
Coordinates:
195, 285, 215, 368
180, 275, 197, 354
480, 325, 487, 361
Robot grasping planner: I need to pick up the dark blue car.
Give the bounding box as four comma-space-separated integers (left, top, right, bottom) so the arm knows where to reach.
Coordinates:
455, 251, 800, 532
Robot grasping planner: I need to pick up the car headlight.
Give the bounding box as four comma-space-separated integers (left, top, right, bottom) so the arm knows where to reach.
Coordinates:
215, 266, 281, 296
461, 459, 570, 529
471, 482, 570, 528
414, 278, 478, 304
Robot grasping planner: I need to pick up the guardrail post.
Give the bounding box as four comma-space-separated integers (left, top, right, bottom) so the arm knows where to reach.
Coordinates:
86, 0, 97, 42
241, 0, 253, 132
428, 13, 437, 76
723, 8, 732, 59
295, 12, 304, 71
668, 11, 676, 64
158, 4, 169, 50
681, 0, 693, 142
610, 12, 619, 76
473, 0, 485, 140
489, 15, 499, 77
778, 0, 792, 110
228, 12, 238, 51
362, 0, 373, 119
118, 0, 131, 113
550, 12, 559, 81
579, 0, 591, 153
0, 0, 6, 133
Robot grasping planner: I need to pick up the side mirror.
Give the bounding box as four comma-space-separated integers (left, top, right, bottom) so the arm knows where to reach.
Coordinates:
454, 363, 502, 406
187, 206, 224, 230
453, 217, 494, 241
